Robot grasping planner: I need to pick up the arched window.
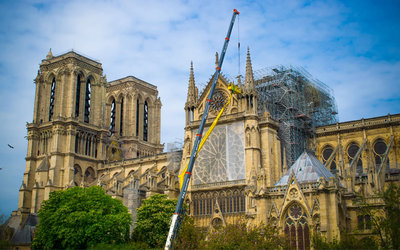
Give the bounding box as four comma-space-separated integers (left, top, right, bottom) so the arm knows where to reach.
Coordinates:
84, 78, 91, 123
284, 203, 310, 250
322, 146, 337, 174
74, 164, 82, 185
374, 139, 390, 171
75, 134, 79, 153
143, 101, 148, 141
136, 98, 140, 136
49, 77, 56, 121
120, 98, 124, 135
110, 99, 116, 135
347, 143, 363, 174
75, 75, 81, 117
84, 167, 95, 183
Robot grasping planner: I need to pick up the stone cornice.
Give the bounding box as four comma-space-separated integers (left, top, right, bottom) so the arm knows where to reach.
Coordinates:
40, 51, 103, 75
316, 113, 400, 137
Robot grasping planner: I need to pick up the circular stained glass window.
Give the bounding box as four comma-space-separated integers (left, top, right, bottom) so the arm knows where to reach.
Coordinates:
289, 204, 303, 220
322, 146, 333, 161
211, 90, 228, 113
374, 139, 387, 155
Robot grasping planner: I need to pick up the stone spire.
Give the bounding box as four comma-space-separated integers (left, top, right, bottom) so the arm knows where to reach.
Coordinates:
186, 61, 197, 105
244, 47, 255, 90
215, 52, 219, 67
46, 48, 53, 60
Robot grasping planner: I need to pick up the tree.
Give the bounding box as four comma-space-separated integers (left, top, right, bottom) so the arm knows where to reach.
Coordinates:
133, 194, 177, 248
32, 186, 132, 250
357, 183, 400, 249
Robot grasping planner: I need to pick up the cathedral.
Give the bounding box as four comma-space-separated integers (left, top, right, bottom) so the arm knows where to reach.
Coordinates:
2, 49, 400, 249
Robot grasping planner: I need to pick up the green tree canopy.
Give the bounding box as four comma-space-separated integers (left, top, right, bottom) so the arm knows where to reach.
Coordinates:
133, 194, 177, 248
32, 186, 132, 250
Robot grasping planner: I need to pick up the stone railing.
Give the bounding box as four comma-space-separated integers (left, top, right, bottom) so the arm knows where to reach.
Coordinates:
193, 179, 246, 189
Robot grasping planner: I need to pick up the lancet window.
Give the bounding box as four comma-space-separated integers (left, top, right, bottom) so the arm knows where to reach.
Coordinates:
75, 75, 81, 117
143, 101, 148, 141
284, 203, 310, 250
373, 139, 390, 171
110, 99, 116, 135
49, 77, 56, 121
84, 79, 91, 123
192, 190, 245, 216
120, 98, 124, 135
136, 98, 139, 136
74, 131, 97, 158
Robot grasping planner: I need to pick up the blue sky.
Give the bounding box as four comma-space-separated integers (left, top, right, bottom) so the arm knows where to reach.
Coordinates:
0, 0, 399, 217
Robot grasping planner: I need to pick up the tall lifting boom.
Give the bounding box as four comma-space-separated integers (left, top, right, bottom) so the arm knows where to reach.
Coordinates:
164, 9, 240, 249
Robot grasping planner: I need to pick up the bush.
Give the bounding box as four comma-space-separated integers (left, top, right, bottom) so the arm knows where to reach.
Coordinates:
201, 219, 287, 250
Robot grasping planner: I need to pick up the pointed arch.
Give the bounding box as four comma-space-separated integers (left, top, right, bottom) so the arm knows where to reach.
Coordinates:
75, 73, 83, 117
143, 99, 149, 141
282, 202, 310, 250
120, 96, 124, 135
110, 97, 116, 135
84, 76, 93, 123
48, 77, 56, 121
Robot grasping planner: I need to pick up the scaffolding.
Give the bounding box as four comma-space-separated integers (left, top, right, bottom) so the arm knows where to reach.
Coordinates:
254, 65, 338, 166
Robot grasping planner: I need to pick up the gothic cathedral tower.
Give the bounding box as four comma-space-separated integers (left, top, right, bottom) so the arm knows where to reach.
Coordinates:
19, 50, 109, 217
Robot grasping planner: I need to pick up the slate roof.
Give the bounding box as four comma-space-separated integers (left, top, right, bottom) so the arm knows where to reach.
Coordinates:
275, 151, 335, 186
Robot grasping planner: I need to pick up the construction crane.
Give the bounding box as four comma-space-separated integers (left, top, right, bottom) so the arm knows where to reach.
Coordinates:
164, 9, 240, 250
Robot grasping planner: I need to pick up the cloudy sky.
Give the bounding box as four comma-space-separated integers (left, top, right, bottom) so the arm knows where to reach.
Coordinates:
0, 0, 399, 216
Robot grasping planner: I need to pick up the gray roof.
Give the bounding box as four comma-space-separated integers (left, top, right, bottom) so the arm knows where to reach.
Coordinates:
275, 151, 335, 186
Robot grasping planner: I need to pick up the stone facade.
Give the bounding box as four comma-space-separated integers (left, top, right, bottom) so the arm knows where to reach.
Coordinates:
3, 49, 400, 249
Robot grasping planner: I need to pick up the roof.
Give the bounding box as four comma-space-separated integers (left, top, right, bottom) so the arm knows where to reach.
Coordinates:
275, 151, 335, 186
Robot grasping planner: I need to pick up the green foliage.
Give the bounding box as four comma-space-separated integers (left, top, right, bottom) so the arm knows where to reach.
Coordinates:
312, 232, 378, 250
200, 220, 287, 250
32, 186, 132, 250
173, 216, 205, 249
133, 194, 177, 248
89, 241, 149, 250
358, 183, 400, 249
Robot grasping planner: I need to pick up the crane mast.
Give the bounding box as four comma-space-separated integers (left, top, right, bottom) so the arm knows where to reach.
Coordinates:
165, 9, 240, 250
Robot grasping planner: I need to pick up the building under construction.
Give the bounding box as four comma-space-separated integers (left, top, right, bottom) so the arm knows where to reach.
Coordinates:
254, 65, 338, 167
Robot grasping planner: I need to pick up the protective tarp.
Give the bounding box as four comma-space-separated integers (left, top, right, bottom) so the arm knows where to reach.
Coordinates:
193, 121, 245, 185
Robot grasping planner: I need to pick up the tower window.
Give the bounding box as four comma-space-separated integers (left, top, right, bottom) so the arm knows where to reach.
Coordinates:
84, 79, 91, 123
143, 101, 148, 141
136, 98, 139, 136
120, 98, 124, 135
75, 75, 81, 117
49, 77, 56, 121
110, 99, 116, 135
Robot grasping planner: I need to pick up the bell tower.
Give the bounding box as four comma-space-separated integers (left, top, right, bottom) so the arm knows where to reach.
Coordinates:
19, 50, 108, 217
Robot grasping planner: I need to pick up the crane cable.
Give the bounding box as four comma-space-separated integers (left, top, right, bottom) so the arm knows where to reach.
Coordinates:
237, 13, 241, 79
179, 83, 241, 189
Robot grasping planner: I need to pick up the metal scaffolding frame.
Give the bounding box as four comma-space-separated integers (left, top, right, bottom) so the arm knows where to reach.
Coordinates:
254, 65, 338, 166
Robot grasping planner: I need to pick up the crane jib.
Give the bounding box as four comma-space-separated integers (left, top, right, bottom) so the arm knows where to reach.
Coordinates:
165, 9, 239, 250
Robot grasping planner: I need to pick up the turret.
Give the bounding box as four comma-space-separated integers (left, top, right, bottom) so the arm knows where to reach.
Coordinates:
243, 47, 257, 114
185, 62, 198, 125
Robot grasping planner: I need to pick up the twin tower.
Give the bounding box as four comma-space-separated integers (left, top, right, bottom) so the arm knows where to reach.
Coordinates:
19, 50, 163, 217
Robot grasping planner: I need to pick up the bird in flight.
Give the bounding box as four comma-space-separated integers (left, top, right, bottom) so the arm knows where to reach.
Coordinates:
8, 144, 14, 149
